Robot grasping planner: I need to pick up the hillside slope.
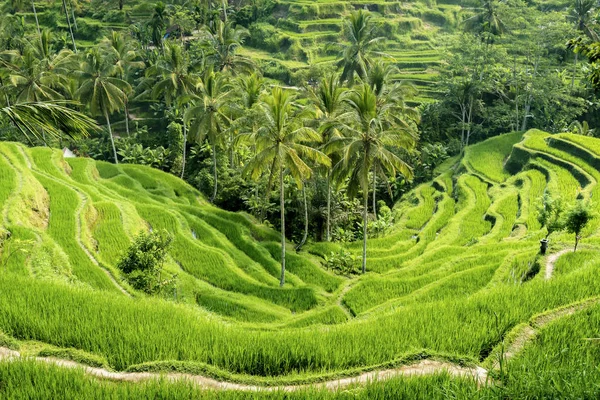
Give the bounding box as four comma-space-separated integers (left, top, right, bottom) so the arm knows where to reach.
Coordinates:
0, 131, 600, 393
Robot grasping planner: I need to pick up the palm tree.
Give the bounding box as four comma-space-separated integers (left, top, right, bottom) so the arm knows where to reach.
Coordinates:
231, 72, 264, 166
337, 9, 385, 84
232, 73, 265, 215
463, 0, 509, 45
150, 2, 168, 51
311, 73, 347, 241
145, 43, 196, 177
9, 31, 76, 103
365, 62, 419, 216
567, 0, 598, 89
331, 83, 416, 274
1, 101, 98, 142
244, 87, 330, 286
199, 19, 253, 74
184, 69, 231, 203
61, 0, 77, 52
76, 48, 131, 164
101, 31, 145, 136
31, 0, 40, 37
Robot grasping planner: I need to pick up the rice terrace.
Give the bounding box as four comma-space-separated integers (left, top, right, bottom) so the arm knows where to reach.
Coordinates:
1, 0, 600, 398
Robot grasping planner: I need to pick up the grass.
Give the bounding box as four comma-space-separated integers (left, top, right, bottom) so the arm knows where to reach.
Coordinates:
0, 132, 600, 396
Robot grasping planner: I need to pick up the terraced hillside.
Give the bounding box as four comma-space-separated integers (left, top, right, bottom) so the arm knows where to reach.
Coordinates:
1, 130, 600, 396
245, 0, 452, 100
18, 0, 452, 101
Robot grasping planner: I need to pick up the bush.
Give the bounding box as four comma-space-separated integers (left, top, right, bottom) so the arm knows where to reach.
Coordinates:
75, 19, 105, 41
102, 10, 128, 23
117, 230, 173, 294
324, 248, 360, 276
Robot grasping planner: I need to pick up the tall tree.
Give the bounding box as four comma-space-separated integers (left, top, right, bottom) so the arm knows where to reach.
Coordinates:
337, 9, 385, 84
311, 73, 346, 241
244, 87, 329, 286
199, 19, 253, 73
332, 83, 416, 274
61, 0, 77, 53
150, 2, 168, 51
101, 31, 145, 136
145, 43, 196, 177
184, 69, 231, 203
8, 31, 76, 104
31, 0, 40, 37
463, 0, 509, 45
76, 48, 131, 164
366, 61, 419, 216
567, 0, 598, 89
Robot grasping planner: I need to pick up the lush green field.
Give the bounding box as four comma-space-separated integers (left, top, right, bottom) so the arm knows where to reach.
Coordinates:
0, 130, 600, 396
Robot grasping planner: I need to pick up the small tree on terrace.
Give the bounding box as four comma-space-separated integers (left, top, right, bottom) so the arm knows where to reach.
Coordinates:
117, 230, 173, 294
565, 200, 593, 252
536, 192, 565, 240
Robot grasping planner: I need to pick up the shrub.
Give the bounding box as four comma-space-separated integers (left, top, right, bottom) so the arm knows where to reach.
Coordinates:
324, 248, 360, 276
565, 200, 593, 251
536, 192, 565, 239
75, 19, 105, 41
117, 230, 174, 294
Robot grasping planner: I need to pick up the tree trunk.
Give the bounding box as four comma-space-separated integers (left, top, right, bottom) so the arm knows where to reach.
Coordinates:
574, 235, 580, 252
180, 122, 187, 179
521, 101, 531, 131
296, 184, 308, 251
119, 0, 124, 11
31, 0, 41, 37
460, 107, 466, 148
124, 100, 130, 136
70, 0, 77, 30
372, 170, 377, 219
279, 167, 286, 286
571, 52, 578, 91
229, 130, 234, 168
465, 97, 473, 147
326, 171, 331, 242
211, 144, 218, 203
362, 188, 368, 274
104, 109, 118, 164
61, 0, 77, 53
521, 56, 540, 131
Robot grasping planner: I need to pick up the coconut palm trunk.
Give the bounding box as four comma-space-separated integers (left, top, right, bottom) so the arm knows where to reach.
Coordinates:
362, 185, 368, 274
70, 0, 77, 30
104, 109, 118, 164
326, 171, 331, 242
31, 0, 41, 36
571, 52, 578, 90
279, 167, 286, 286
180, 122, 187, 179
61, 0, 77, 53
124, 101, 130, 136
211, 143, 218, 203
372, 170, 377, 219
296, 184, 308, 251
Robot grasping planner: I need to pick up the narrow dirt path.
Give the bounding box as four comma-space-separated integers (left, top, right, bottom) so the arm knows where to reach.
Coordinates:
0, 349, 488, 390
489, 297, 600, 370
336, 280, 356, 318
545, 249, 570, 280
